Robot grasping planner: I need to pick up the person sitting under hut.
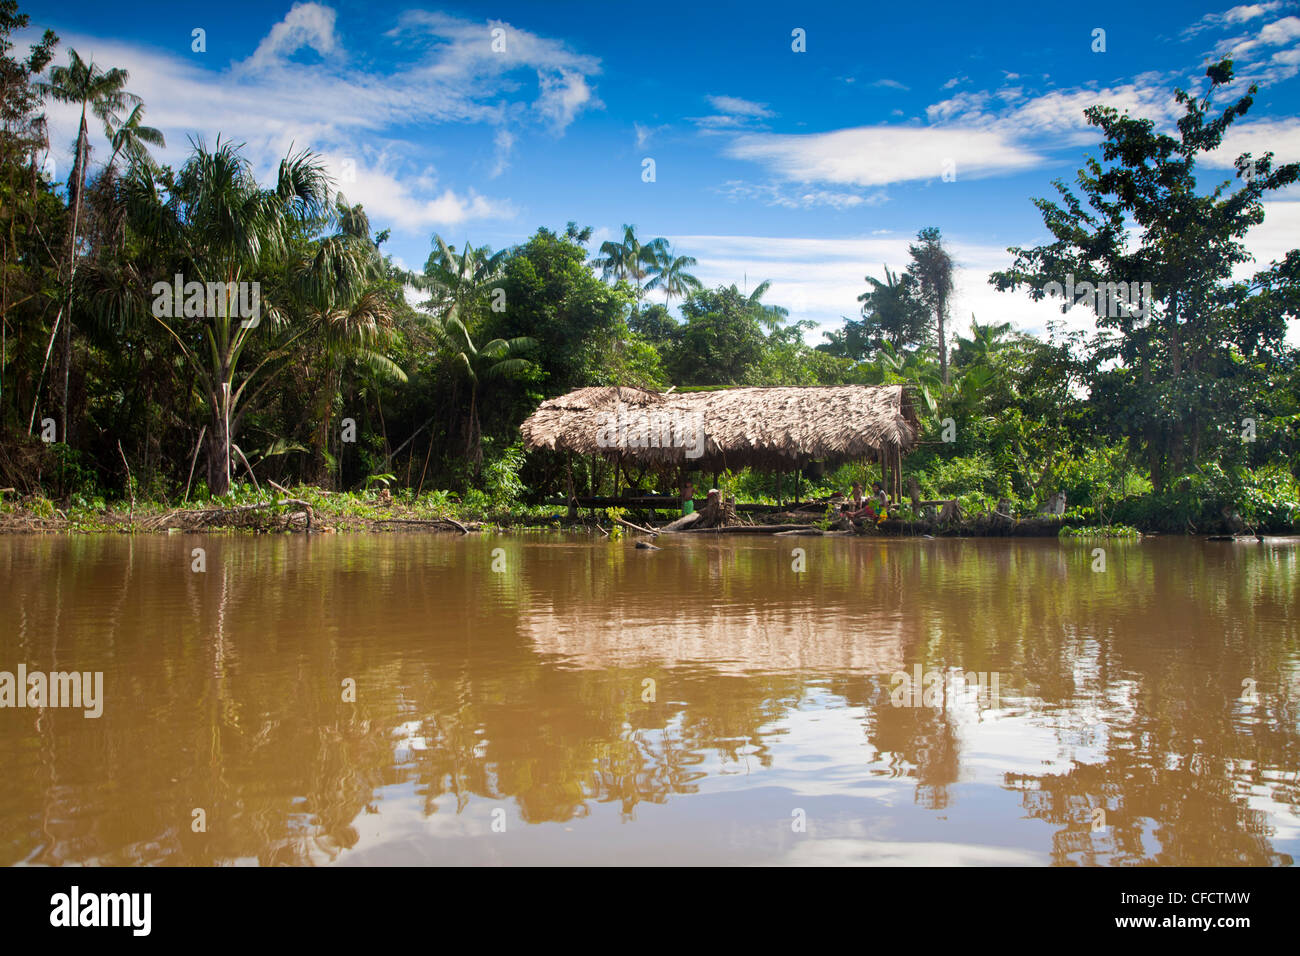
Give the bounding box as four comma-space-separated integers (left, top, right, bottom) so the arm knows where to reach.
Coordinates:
871, 481, 890, 517
844, 482, 876, 519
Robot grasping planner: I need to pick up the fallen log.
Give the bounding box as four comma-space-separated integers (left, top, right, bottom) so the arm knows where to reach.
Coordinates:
659, 511, 701, 532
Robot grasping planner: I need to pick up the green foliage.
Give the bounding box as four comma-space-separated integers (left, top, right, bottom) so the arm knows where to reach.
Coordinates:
0, 20, 1294, 541
481, 440, 527, 507
1060, 524, 1140, 538
28, 495, 56, 518
990, 57, 1300, 494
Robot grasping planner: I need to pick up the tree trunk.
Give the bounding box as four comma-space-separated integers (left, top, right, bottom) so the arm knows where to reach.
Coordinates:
62, 112, 90, 445
206, 407, 230, 496
937, 294, 949, 386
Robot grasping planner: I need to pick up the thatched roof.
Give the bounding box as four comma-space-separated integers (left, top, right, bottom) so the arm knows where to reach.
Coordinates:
520, 384, 920, 471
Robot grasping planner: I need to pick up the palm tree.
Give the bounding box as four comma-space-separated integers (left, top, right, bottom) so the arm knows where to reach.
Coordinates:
433, 315, 535, 465
953, 315, 1014, 368
122, 138, 344, 495
295, 197, 406, 486
593, 224, 667, 293
907, 226, 955, 385
867, 341, 943, 417
857, 265, 931, 351
744, 279, 789, 332
104, 102, 164, 173
39, 49, 138, 441
419, 234, 506, 323
644, 245, 701, 304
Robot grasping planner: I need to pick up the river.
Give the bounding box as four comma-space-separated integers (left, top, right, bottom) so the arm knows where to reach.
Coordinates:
1, 533, 1296, 865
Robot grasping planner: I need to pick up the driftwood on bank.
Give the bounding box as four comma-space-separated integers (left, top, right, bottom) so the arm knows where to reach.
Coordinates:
659, 511, 701, 532
679, 523, 819, 535
615, 515, 658, 536
142, 497, 316, 533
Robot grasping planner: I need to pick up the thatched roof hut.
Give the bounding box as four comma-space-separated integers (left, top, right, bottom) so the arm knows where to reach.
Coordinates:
520, 384, 921, 473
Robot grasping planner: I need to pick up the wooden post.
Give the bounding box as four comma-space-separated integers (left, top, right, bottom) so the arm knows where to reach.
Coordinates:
566, 453, 577, 520
776, 470, 782, 507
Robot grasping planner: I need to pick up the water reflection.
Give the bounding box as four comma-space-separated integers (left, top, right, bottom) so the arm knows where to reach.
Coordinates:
0, 534, 1295, 865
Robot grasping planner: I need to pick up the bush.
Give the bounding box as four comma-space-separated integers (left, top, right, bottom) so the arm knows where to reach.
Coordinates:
481, 440, 527, 507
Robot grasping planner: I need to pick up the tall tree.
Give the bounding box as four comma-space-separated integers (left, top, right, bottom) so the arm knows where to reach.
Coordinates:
121, 138, 362, 495
644, 244, 701, 304
744, 279, 789, 332
432, 315, 534, 465
952, 316, 1014, 369
989, 58, 1300, 490
38, 48, 137, 442
0, 0, 58, 433
104, 102, 163, 173
419, 235, 507, 326
908, 227, 955, 385
670, 284, 768, 385
845, 264, 931, 355
593, 224, 667, 294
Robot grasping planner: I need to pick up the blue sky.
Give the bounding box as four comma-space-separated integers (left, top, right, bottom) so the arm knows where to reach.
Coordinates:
22, 0, 1300, 345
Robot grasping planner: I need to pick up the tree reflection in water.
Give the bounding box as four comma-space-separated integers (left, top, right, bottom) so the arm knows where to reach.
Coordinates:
0, 534, 1294, 865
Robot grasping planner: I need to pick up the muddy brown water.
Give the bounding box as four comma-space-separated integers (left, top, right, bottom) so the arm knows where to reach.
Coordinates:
0, 533, 1296, 866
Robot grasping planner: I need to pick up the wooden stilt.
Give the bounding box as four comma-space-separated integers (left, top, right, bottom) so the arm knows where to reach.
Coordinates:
566, 453, 577, 520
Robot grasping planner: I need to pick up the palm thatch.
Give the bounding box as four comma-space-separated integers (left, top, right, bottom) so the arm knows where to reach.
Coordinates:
520, 384, 921, 472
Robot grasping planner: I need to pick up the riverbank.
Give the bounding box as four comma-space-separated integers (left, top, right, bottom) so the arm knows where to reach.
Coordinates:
0, 486, 1274, 539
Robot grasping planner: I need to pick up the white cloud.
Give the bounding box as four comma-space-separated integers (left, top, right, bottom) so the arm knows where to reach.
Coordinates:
1205, 13, 1300, 86
1202, 118, 1300, 168
490, 128, 515, 178
927, 76, 1184, 146
536, 70, 599, 131
634, 122, 668, 149
691, 94, 776, 132
666, 234, 1075, 342
1236, 13, 1300, 53
240, 2, 339, 72
319, 151, 515, 230
717, 181, 885, 209
728, 127, 1043, 187
706, 95, 774, 118
33, 7, 601, 235
668, 220, 1299, 348
1183, 2, 1285, 37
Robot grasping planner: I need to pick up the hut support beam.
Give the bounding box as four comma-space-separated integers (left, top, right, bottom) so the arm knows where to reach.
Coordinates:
566, 453, 577, 520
